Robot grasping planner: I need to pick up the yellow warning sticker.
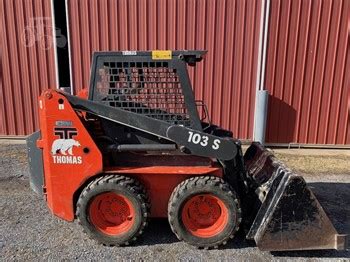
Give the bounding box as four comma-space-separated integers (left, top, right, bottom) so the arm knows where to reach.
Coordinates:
152, 50, 172, 60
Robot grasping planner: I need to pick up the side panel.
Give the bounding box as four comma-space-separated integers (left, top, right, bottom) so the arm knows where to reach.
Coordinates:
26, 131, 44, 196
38, 90, 103, 221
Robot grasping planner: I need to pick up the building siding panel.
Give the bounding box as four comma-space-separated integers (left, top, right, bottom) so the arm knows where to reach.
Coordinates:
0, 0, 57, 136
67, 0, 262, 140
265, 0, 349, 144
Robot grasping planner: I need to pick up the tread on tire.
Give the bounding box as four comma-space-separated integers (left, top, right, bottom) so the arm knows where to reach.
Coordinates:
168, 176, 241, 249
76, 174, 149, 246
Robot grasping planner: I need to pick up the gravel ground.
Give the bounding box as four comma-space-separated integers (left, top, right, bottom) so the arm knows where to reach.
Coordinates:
0, 143, 349, 261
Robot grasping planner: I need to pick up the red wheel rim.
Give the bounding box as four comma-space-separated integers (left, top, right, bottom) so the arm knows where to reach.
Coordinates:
89, 192, 135, 236
181, 194, 229, 238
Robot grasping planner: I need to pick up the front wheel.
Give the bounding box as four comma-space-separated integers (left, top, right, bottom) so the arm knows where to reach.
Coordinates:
76, 175, 149, 246
168, 176, 241, 248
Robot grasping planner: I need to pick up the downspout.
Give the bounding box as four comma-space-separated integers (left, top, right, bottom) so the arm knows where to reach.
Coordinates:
253, 0, 271, 144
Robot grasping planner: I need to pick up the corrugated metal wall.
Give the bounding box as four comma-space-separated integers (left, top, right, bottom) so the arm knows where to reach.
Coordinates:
2, 0, 348, 145
67, 0, 262, 140
0, 0, 57, 136
264, 0, 350, 144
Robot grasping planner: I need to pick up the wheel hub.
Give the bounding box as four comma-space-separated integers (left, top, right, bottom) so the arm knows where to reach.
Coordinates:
89, 192, 135, 236
188, 196, 221, 227
181, 194, 229, 238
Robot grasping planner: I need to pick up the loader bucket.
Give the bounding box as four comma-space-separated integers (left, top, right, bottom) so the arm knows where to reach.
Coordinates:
244, 142, 347, 251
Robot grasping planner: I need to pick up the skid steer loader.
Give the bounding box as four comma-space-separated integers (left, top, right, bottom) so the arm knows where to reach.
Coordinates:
27, 50, 347, 250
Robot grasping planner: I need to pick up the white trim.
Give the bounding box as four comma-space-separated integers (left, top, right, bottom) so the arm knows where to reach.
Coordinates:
254, 0, 266, 94
65, 0, 74, 95
50, 0, 60, 88
264, 143, 350, 149
259, 0, 271, 91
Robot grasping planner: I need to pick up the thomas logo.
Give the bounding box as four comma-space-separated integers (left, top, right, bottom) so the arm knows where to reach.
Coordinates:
51, 127, 82, 164
51, 139, 80, 155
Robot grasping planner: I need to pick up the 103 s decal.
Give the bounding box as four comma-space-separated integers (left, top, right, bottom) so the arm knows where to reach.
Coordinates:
187, 131, 221, 150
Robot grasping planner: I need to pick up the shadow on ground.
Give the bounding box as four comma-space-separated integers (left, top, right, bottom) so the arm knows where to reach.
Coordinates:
271, 182, 350, 258
309, 182, 350, 235
140, 218, 255, 249
138, 182, 350, 258
138, 182, 349, 257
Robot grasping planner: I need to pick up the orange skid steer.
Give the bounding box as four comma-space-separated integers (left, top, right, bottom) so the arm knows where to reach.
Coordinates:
27, 50, 347, 250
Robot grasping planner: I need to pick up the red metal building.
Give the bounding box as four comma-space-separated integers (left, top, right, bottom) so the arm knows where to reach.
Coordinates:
1, 0, 349, 146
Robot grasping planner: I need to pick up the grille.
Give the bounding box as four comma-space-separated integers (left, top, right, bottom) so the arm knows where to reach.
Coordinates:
95, 61, 191, 126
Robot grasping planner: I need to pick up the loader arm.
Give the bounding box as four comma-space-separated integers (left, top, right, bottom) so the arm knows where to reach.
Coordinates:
65, 93, 238, 161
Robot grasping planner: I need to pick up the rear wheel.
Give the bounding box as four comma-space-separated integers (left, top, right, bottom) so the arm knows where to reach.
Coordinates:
76, 175, 149, 246
168, 176, 241, 248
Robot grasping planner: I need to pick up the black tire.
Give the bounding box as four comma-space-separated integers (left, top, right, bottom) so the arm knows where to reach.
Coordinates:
168, 176, 241, 249
76, 175, 149, 246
